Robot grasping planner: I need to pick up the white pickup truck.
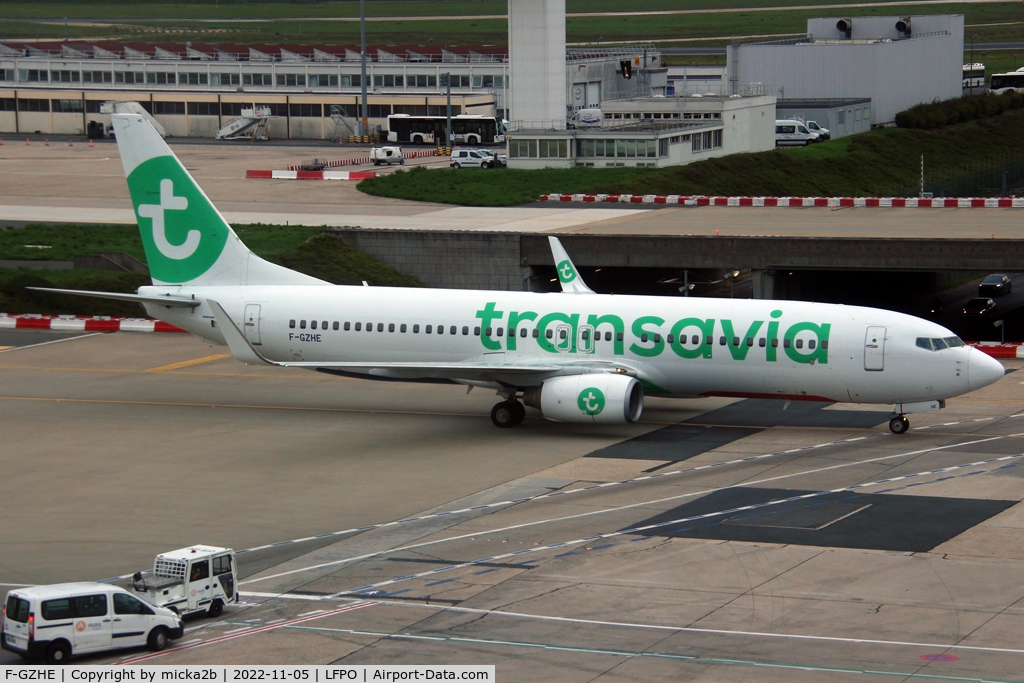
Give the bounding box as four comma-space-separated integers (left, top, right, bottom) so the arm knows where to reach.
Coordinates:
129, 545, 238, 618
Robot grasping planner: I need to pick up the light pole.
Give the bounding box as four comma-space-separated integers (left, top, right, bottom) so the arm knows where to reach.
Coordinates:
359, 0, 369, 138
970, 34, 978, 92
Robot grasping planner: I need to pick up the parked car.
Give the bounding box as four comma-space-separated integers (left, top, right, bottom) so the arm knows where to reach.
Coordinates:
775, 119, 820, 146
476, 149, 508, 167
450, 148, 495, 169
963, 297, 997, 319
979, 274, 1013, 297
370, 146, 405, 166
3, 583, 184, 663
805, 120, 831, 140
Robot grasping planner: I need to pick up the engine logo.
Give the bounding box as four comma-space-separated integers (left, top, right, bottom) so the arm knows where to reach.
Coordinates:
578, 387, 606, 416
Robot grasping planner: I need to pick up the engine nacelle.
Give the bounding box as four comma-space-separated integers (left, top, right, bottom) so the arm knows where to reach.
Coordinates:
524, 374, 643, 424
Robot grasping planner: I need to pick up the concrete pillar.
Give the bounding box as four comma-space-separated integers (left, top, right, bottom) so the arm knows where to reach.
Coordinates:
508, 0, 567, 129
752, 269, 776, 299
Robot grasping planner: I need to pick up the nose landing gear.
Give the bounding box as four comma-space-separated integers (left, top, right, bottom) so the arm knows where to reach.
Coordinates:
491, 399, 526, 428
889, 414, 910, 434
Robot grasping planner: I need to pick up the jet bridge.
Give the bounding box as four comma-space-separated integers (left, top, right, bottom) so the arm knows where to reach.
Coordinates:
217, 106, 275, 141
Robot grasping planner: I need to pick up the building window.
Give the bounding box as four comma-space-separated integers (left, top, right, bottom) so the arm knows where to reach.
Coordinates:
509, 138, 538, 158
340, 74, 362, 87
392, 105, 428, 116
367, 104, 392, 118
308, 74, 338, 87
538, 139, 569, 158
289, 103, 322, 117
18, 69, 48, 83
181, 72, 208, 86
83, 71, 112, 84
659, 138, 669, 156
211, 73, 240, 86
409, 74, 437, 88
115, 72, 145, 84
153, 101, 186, 115
17, 99, 49, 112
242, 73, 273, 87
187, 102, 218, 116
276, 73, 306, 87
146, 72, 176, 85
0, 98, 15, 111
373, 74, 404, 88
712, 129, 722, 148
427, 104, 461, 116
51, 99, 84, 113
0, 69, 13, 82
49, 70, 80, 83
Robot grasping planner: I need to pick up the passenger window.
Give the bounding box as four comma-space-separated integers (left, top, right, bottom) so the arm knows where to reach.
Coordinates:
474, 326, 480, 336
534, 329, 541, 339
771, 338, 779, 348
719, 336, 726, 346
784, 338, 791, 348
333, 321, 339, 331
322, 320, 327, 330
438, 325, 445, 335
808, 339, 816, 349
705, 336, 713, 346
758, 338, 766, 347
666, 334, 673, 344
289, 320, 296, 329
72, 594, 107, 618
606, 331, 612, 341
822, 340, 829, 349
41, 598, 72, 621
311, 320, 317, 330
559, 329, 568, 340
486, 327, 492, 336
366, 322, 372, 331
414, 324, 420, 333
189, 559, 210, 582
401, 324, 407, 333
745, 338, 753, 347
355, 322, 362, 331
691, 335, 699, 345
114, 593, 152, 616
640, 333, 648, 343
377, 323, 384, 332
547, 329, 554, 339
521, 328, 528, 338
654, 333, 662, 343
213, 555, 232, 575
389, 323, 395, 332
617, 332, 624, 342
426, 325, 432, 333
300, 320, 307, 329
462, 326, 469, 335
509, 327, 517, 337
344, 322, 351, 331
497, 327, 504, 337
450, 326, 457, 335
795, 339, 804, 349
732, 337, 740, 347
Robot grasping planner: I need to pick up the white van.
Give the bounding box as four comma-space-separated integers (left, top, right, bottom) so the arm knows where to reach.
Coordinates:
370, 146, 405, 166
775, 119, 820, 146
2, 583, 183, 663
450, 148, 495, 169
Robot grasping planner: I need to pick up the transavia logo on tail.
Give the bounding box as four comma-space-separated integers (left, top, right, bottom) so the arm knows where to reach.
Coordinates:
578, 387, 606, 416
126, 155, 228, 283
557, 260, 577, 283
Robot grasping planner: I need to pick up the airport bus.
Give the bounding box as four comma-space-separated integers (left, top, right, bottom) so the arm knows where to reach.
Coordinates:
990, 69, 1024, 94
962, 63, 986, 89
386, 114, 508, 145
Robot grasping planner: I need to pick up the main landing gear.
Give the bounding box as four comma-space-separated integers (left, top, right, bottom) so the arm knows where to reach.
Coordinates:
491, 399, 526, 428
889, 414, 910, 434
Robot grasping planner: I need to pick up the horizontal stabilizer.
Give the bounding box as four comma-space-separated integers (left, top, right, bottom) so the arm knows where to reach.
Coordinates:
26, 287, 200, 308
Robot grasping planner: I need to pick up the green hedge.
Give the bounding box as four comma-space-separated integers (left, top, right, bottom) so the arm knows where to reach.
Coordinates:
896, 91, 1024, 130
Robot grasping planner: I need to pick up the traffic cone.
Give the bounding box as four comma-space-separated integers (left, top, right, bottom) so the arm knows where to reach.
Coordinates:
0, 138, 4, 146
44, 139, 49, 146
25, 139, 30, 146
89, 139, 93, 147
69, 139, 73, 147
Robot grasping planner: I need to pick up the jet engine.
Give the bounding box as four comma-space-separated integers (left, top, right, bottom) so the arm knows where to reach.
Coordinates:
524, 374, 643, 424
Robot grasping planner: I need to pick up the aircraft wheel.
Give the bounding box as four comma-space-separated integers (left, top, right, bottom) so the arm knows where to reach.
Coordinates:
889, 415, 910, 434
491, 401, 519, 428
510, 400, 526, 426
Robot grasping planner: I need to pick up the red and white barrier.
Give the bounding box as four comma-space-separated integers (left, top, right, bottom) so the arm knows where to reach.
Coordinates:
0, 314, 185, 333
246, 170, 377, 180
969, 342, 1024, 359
541, 194, 1024, 208
286, 149, 440, 171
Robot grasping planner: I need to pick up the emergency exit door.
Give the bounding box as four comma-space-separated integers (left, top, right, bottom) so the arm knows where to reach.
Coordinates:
864, 326, 886, 371
244, 304, 262, 345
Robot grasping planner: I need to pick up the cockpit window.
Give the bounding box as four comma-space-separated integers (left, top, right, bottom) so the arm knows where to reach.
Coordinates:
917, 336, 965, 351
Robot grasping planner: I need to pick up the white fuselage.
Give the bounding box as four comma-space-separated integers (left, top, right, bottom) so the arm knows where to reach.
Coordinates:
142, 284, 1000, 405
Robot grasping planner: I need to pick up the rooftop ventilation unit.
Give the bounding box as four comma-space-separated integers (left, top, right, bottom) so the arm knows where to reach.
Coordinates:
895, 16, 912, 35
836, 18, 852, 38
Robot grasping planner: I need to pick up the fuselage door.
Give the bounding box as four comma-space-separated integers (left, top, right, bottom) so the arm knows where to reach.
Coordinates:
578, 324, 595, 354
244, 304, 261, 345
864, 325, 886, 371
555, 324, 573, 352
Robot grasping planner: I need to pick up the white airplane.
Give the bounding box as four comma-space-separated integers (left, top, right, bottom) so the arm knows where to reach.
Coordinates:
37, 114, 1005, 433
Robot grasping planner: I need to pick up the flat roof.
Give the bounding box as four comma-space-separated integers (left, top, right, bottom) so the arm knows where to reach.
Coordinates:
778, 98, 872, 107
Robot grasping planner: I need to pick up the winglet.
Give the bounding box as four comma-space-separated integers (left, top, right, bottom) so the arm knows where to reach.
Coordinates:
207, 300, 273, 366
548, 236, 595, 294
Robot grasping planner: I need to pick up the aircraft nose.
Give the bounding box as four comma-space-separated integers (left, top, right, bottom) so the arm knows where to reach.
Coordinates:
969, 348, 1005, 391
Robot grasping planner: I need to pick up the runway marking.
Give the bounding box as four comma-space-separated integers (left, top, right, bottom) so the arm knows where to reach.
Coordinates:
284, 624, 1020, 681
307, 451, 1024, 600
239, 589, 1024, 664
115, 601, 375, 664
241, 433, 1016, 586
145, 353, 230, 372
0, 332, 104, 354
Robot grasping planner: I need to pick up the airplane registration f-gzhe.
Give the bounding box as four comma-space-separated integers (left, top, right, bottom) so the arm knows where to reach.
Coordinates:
35, 114, 1005, 432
